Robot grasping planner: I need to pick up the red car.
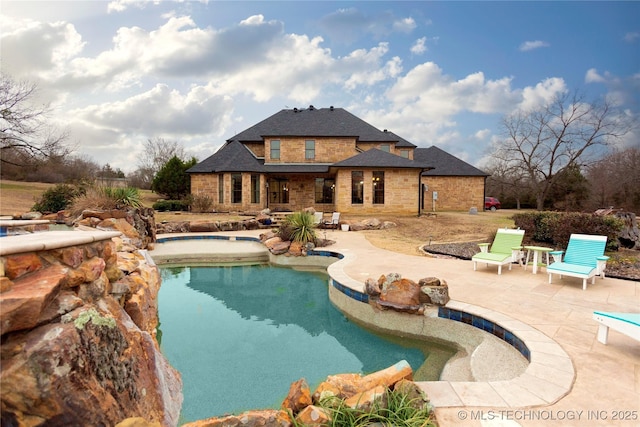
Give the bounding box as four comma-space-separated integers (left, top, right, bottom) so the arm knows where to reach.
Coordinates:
485, 197, 501, 211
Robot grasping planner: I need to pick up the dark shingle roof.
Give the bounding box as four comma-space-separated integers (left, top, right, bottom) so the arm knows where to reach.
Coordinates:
186, 140, 264, 173
382, 130, 415, 148
415, 146, 488, 176
228, 106, 408, 143
332, 148, 431, 169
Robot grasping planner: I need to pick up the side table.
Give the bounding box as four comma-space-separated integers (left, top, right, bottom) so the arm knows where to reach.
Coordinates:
524, 245, 554, 274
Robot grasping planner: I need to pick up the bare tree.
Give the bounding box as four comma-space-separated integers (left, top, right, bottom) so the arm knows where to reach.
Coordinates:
586, 147, 640, 212
491, 91, 633, 210
134, 137, 186, 188
1, 73, 72, 167
483, 158, 531, 209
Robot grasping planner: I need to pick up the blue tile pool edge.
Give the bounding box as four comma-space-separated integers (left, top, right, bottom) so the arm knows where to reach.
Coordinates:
329, 276, 530, 361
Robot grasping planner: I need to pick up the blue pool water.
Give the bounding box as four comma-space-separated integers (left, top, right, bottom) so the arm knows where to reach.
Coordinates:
158, 265, 434, 423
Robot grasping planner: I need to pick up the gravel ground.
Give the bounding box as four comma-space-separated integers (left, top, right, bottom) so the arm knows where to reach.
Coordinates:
422, 242, 640, 282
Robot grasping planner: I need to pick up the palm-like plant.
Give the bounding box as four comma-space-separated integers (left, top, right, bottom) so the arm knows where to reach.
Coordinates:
280, 211, 317, 244
101, 186, 142, 208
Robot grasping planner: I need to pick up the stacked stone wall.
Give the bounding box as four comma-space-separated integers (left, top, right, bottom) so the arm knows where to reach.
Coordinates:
421, 176, 485, 212
335, 169, 421, 215
266, 137, 357, 163
0, 222, 182, 426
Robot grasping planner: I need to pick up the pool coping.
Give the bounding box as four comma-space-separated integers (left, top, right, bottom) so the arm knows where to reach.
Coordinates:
153, 233, 575, 409
324, 247, 574, 408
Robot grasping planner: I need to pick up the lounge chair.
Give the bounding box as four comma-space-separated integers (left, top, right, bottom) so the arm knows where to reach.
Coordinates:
472, 228, 525, 275
547, 234, 609, 290
313, 212, 324, 225
593, 311, 640, 344
323, 212, 340, 229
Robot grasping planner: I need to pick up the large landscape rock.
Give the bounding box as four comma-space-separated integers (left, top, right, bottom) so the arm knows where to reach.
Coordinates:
1, 211, 182, 426
366, 273, 450, 314
181, 360, 427, 427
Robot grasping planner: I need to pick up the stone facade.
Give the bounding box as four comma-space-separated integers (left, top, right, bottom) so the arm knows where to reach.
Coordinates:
335, 169, 422, 215
420, 175, 485, 212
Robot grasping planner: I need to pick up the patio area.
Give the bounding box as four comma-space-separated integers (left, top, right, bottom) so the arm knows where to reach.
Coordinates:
153, 228, 639, 427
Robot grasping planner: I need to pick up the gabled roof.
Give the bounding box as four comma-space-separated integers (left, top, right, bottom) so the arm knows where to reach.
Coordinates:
332, 148, 431, 169
186, 140, 264, 173
415, 146, 488, 176
227, 106, 414, 145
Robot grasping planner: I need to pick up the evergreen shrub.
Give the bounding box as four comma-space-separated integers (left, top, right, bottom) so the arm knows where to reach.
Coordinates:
513, 212, 623, 251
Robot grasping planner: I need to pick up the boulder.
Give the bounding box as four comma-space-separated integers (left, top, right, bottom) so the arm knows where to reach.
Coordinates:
419, 278, 450, 306
269, 241, 291, 255
295, 405, 330, 426
189, 221, 220, 232
0, 264, 68, 335
312, 373, 363, 402
1, 301, 182, 427
281, 378, 312, 415
344, 385, 387, 412
379, 278, 421, 306
360, 218, 381, 229
364, 278, 381, 296
264, 236, 283, 249
3, 252, 42, 280
116, 418, 162, 427
288, 241, 305, 256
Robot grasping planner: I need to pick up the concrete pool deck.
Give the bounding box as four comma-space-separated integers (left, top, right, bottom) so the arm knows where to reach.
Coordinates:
151, 229, 639, 427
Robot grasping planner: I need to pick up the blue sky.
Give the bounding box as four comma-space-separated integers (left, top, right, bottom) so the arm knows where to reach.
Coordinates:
1, 1, 638, 173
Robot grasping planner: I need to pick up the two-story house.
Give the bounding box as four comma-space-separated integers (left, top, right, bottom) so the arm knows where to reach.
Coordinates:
187, 106, 488, 215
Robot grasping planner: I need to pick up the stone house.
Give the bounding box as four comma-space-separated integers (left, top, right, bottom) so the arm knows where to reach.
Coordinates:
187, 106, 488, 215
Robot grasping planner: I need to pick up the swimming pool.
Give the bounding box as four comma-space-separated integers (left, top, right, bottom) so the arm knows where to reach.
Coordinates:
157, 264, 455, 423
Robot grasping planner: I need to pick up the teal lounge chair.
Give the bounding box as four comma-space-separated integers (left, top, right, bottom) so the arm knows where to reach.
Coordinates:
472, 228, 525, 275
547, 234, 609, 290
593, 311, 640, 344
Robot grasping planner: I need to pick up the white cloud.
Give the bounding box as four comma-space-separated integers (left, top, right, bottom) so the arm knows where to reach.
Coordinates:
107, 0, 162, 14
475, 129, 491, 140
623, 31, 639, 43
393, 17, 417, 33
518, 77, 567, 111
70, 84, 233, 135
318, 8, 417, 43
585, 68, 607, 83
519, 40, 550, 51
0, 17, 85, 77
384, 62, 520, 120
410, 37, 427, 55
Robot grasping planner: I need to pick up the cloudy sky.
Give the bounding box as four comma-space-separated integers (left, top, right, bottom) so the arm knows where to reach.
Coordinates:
2, 1, 638, 173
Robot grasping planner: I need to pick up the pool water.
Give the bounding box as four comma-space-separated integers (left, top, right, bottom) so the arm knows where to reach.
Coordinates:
158, 265, 444, 423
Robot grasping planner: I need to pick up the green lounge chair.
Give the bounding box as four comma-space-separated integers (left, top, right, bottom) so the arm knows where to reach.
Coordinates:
472, 228, 525, 275
593, 311, 640, 344
547, 234, 609, 290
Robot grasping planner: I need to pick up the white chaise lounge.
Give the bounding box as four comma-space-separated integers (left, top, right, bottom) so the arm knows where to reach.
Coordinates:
593, 311, 640, 345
